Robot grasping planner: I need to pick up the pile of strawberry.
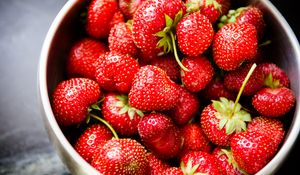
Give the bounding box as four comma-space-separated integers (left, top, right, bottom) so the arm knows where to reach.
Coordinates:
51, 0, 296, 174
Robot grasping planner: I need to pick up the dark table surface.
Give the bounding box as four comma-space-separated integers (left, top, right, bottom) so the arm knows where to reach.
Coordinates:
0, 0, 299, 174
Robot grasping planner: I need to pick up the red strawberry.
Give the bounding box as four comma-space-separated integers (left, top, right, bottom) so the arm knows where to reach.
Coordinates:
52, 78, 101, 126
180, 151, 220, 175
147, 152, 171, 175
181, 56, 215, 92
213, 23, 258, 71
119, 0, 145, 19
95, 51, 139, 93
169, 86, 200, 126
91, 138, 149, 174
176, 12, 214, 57
212, 147, 245, 175
201, 78, 236, 101
109, 10, 125, 29
150, 55, 181, 82
138, 113, 182, 159
74, 124, 112, 163
224, 63, 264, 96
247, 116, 285, 147
129, 65, 180, 111
163, 167, 184, 175
179, 123, 212, 158
252, 87, 296, 117
101, 93, 143, 136
86, 0, 118, 39
230, 131, 278, 174
108, 22, 138, 57
66, 38, 108, 80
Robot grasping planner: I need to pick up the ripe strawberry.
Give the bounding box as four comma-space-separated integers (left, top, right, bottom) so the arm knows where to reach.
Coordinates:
252, 87, 296, 117
201, 78, 236, 101
247, 116, 285, 147
213, 23, 258, 71
52, 78, 101, 126
129, 65, 180, 111
66, 38, 108, 80
224, 63, 264, 96
181, 56, 215, 92
101, 93, 143, 136
86, 0, 119, 39
147, 152, 171, 175
108, 22, 138, 57
230, 131, 278, 174
91, 138, 149, 174
176, 12, 214, 57
74, 124, 112, 163
138, 113, 182, 159
119, 0, 145, 19
212, 147, 245, 175
95, 51, 139, 93
169, 86, 200, 126
163, 167, 184, 175
110, 10, 125, 29
180, 151, 220, 175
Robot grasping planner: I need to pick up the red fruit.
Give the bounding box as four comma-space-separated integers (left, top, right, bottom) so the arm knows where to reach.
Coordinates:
230, 131, 278, 174
170, 86, 200, 126
181, 151, 220, 175
95, 51, 139, 93
163, 167, 184, 175
212, 147, 245, 175
119, 0, 144, 19
52, 78, 101, 126
224, 63, 264, 96
129, 65, 180, 111
181, 56, 215, 92
66, 38, 108, 80
109, 10, 125, 29
247, 116, 285, 147
74, 124, 112, 163
86, 0, 118, 39
252, 87, 296, 117
91, 138, 149, 174
176, 12, 214, 56
213, 23, 258, 71
101, 93, 143, 136
201, 78, 236, 101
138, 113, 182, 159
108, 22, 138, 57
147, 152, 171, 175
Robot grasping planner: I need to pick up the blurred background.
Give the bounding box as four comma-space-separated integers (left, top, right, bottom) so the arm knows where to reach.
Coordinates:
0, 0, 298, 174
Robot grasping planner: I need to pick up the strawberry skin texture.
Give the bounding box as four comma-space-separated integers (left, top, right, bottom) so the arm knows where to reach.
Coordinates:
91, 138, 149, 175
132, 0, 186, 58
230, 131, 278, 174
119, 0, 144, 19
176, 12, 214, 57
163, 167, 184, 175
202, 78, 236, 101
74, 124, 112, 163
213, 23, 258, 71
181, 56, 215, 92
95, 52, 139, 93
147, 152, 171, 175
52, 78, 101, 126
252, 87, 296, 117
86, 0, 118, 39
258, 62, 290, 87
66, 38, 108, 80
129, 65, 180, 111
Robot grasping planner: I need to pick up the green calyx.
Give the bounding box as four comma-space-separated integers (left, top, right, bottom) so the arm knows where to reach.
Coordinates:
186, 0, 201, 13
219, 149, 249, 175
89, 113, 119, 139
218, 7, 247, 28
181, 160, 208, 175
264, 73, 281, 89
115, 94, 144, 120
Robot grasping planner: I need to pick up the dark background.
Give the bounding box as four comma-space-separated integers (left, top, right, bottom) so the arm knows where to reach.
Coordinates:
0, 0, 298, 174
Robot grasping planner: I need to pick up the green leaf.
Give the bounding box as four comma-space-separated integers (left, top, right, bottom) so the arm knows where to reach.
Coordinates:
128, 108, 135, 120
219, 118, 228, 129
119, 106, 129, 114
91, 104, 101, 110
156, 30, 166, 37
135, 109, 144, 117
115, 101, 124, 107
165, 14, 173, 28
225, 120, 235, 134
174, 10, 183, 25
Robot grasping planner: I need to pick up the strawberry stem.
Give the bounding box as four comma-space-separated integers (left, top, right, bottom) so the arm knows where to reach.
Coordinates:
170, 32, 189, 71
89, 113, 119, 139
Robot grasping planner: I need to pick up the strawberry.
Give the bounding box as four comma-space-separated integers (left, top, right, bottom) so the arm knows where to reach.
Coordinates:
86, 0, 119, 39
180, 151, 220, 175
74, 124, 112, 163
91, 138, 149, 174
95, 51, 139, 93
52, 78, 101, 126
150, 55, 181, 82
129, 65, 180, 111
252, 87, 296, 117
247, 116, 285, 147
138, 113, 182, 159
213, 23, 258, 71
176, 12, 214, 57
201, 78, 236, 101
224, 63, 264, 96
181, 56, 215, 92
119, 0, 145, 19
66, 38, 108, 80
169, 86, 200, 126
163, 167, 184, 175
110, 10, 125, 29
147, 152, 171, 175
101, 93, 143, 136
230, 131, 278, 174
108, 22, 138, 57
